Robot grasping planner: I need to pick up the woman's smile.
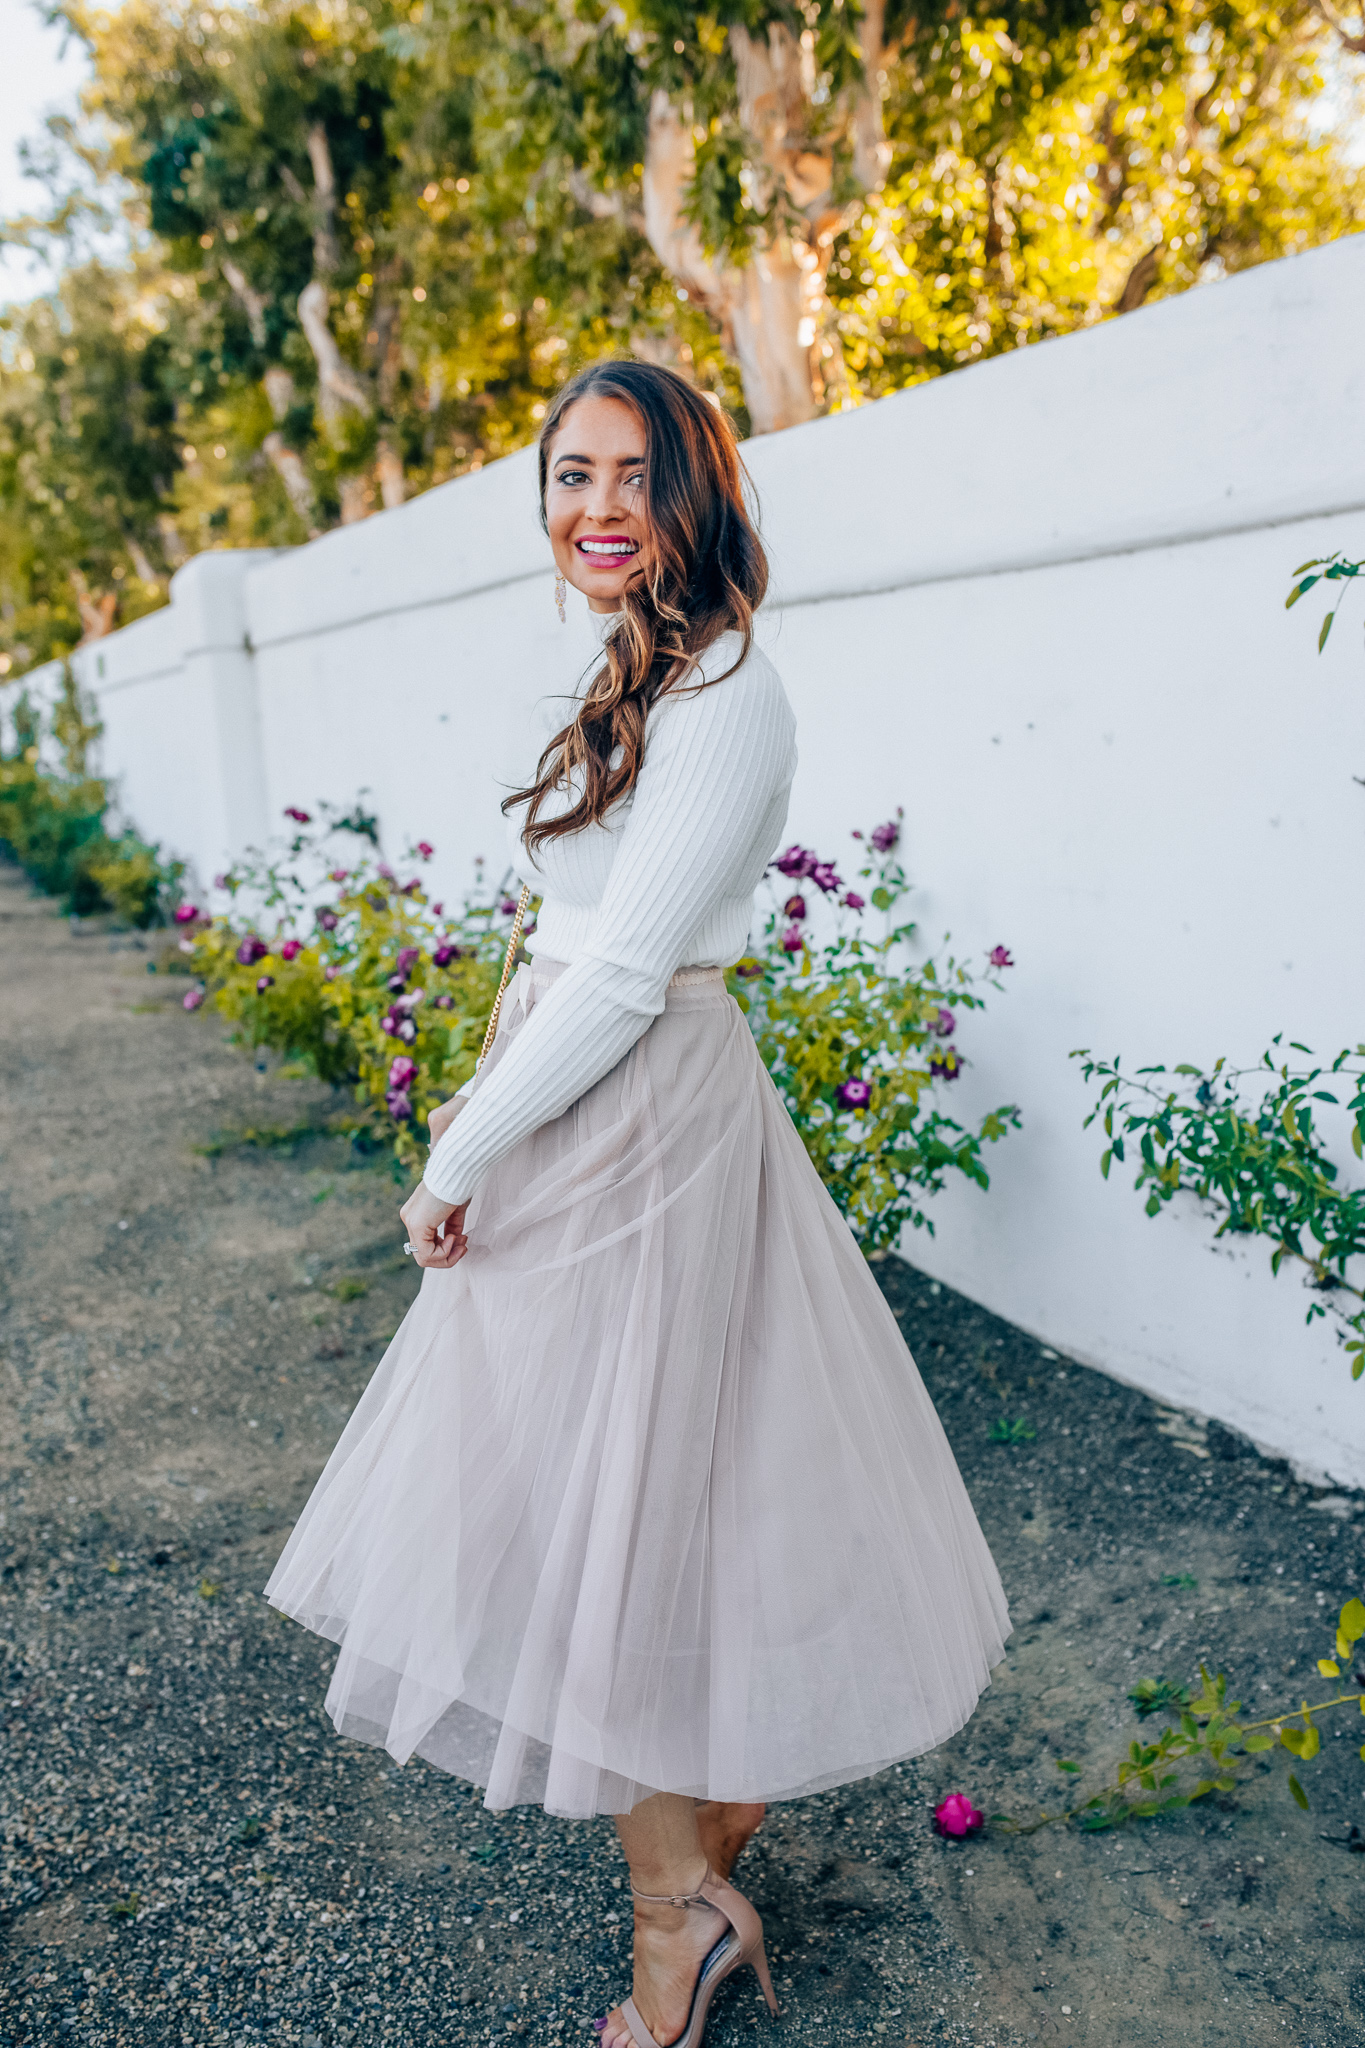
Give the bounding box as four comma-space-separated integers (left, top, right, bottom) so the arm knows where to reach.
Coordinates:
576, 534, 640, 559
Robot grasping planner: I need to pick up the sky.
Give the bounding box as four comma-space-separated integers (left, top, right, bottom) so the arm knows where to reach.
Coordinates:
0, 0, 91, 303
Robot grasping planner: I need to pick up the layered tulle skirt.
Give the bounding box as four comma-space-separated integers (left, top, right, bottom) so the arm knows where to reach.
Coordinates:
264, 959, 1010, 1817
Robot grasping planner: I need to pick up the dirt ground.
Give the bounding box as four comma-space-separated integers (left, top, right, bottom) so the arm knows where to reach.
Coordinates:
1, 853, 1363, 2048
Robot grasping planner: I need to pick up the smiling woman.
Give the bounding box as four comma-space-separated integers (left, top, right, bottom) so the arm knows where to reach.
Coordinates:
266, 359, 1009, 2048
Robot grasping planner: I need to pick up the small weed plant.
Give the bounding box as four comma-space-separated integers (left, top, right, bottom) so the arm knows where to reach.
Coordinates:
998, 1594, 1365, 1835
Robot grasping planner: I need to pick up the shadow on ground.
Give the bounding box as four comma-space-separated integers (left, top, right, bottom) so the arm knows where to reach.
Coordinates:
1, 860, 1363, 2048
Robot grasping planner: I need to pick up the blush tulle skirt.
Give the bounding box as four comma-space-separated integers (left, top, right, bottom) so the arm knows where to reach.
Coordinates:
264, 959, 1011, 1817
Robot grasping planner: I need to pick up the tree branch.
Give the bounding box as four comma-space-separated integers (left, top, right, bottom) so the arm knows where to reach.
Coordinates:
1316, 0, 1365, 52
220, 257, 268, 350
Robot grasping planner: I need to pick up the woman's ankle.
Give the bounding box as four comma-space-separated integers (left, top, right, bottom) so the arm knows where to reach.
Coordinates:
627, 1852, 710, 1903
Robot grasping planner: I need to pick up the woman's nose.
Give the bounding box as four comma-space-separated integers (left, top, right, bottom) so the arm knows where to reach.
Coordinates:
585, 478, 626, 522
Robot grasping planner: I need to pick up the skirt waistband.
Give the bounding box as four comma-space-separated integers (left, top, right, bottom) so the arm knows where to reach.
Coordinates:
522, 955, 726, 992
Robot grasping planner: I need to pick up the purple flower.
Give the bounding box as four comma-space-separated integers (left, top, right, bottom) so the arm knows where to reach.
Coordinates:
381, 1015, 397, 1036
836, 1077, 873, 1110
843, 891, 865, 911
255, 975, 275, 994
378, 863, 397, 882
388, 1055, 418, 1089
387, 974, 407, 994
324, 964, 339, 981
810, 861, 842, 895
329, 868, 348, 883
773, 844, 816, 880
212, 871, 230, 890
385, 1088, 413, 1120
173, 903, 198, 925
431, 901, 444, 917
315, 908, 339, 932
235, 936, 268, 966
182, 987, 205, 1012
989, 944, 1014, 968
783, 894, 807, 921
934, 1007, 955, 1037
733, 959, 763, 980
434, 992, 454, 1009
929, 1050, 961, 1081
780, 925, 804, 955
402, 879, 422, 896
284, 806, 311, 824
416, 841, 435, 860
934, 1793, 984, 1838
397, 1019, 416, 1044
280, 938, 302, 962
396, 946, 421, 977
432, 943, 458, 968
498, 895, 520, 916
870, 817, 900, 854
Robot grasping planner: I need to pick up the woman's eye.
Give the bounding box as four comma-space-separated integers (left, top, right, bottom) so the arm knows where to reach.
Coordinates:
556, 468, 588, 486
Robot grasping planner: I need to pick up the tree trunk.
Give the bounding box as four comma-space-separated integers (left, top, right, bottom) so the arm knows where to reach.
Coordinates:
640, 6, 889, 432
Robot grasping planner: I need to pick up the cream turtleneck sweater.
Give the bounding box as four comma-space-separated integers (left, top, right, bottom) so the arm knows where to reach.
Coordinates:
422, 620, 797, 1207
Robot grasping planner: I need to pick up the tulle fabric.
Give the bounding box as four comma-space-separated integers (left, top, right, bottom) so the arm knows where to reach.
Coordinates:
264, 961, 1010, 1817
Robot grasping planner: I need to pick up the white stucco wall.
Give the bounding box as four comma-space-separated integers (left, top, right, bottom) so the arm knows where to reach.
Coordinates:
8, 232, 1364, 1483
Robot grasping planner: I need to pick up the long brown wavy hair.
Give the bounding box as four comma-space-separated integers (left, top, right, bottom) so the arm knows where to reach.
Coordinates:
503, 360, 768, 855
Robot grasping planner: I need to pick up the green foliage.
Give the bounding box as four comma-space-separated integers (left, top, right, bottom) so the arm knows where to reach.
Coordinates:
187, 807, 522, 1170
726, 813, 1020, 1249
999, 1593, 1365, 1835
0, 668, 184, 922
1073, 1041, 1365, 1379
989, 1414, 1036, 1444
1286, 551, 1364, 655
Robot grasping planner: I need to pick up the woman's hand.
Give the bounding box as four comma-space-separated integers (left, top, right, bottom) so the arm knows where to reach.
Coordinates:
399, 1181, 469, 1269
426, 1092, 467, 1148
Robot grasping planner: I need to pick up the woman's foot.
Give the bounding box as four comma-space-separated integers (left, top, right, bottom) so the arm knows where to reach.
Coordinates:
694, 1801, 765, 1882
595, 1890, 729, 2048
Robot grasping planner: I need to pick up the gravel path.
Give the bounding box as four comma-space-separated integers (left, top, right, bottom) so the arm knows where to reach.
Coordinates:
2, 858, 1363, 2048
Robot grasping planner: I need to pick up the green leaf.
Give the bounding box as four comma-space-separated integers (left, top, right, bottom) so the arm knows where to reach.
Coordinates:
1338, 1598, 1365, 1645
1055, 1759, 1082, 1774
1317, 1659, 1341, 1678
1318, 610, 1335, 652
1243, 1734, 1273, 1753
1287, 1774, 1308, 1811
1100, 1148, 1112, 1179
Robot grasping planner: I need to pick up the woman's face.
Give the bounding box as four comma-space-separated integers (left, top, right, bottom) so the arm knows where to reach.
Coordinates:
545, 395, 648, 615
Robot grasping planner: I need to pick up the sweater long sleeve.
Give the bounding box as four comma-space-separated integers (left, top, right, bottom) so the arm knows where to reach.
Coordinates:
423, 636, 796, 1206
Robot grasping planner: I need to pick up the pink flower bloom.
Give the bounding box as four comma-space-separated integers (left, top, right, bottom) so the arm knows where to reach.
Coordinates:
989, 945, 1014, 968
397, 1019, 417, 1044
284, 806, 311, 824
235, 936, 268, 966
255, 975, 274, 994
870, 816, 901, 854
385, 1088, 413, 1120
324, 964, 339, 981
780, 925, 804, 954
315, 908, 339, 932
173, 903, 198, 925
212, 871, 230, 890
178, 937, 195, 955
783, 894, 807, 921
773, 844, 815, 880
836, 1077, 872, 1110
378, 863, 397, 882
934, 1007, 955, 1037
280, 939, 302, 962
388, 1055, 418, 1089
431, 901, 443, 916
934, 1793, 984, 1838
434, 992, 454, 1009
432, 943, 460, 967
810, 861, 842, 895
843, 892, 865, 911
396, 946, 421, 977
329, 868, 348, 883
498, 895, 520, 916
182, 987, 205, 1011
416, 841, 435, 860
381, 1016, 397, 1035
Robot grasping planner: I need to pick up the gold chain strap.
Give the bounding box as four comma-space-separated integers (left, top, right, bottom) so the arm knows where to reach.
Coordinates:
475, 883, 532, 1072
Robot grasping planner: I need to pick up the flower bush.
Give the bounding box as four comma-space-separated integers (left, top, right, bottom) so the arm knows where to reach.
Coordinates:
190, 804, 1019, 1226
1072, 1042, 1365, 1379
0, 668, 183, 924
186, 809, 529, 1171
727, 811, 1020, 1250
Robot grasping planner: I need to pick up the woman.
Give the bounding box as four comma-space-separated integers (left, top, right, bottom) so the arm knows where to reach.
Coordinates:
266, 361, 1010, 2048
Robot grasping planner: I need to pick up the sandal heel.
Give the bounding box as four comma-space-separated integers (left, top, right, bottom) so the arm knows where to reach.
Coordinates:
749, 1938, 780, 2017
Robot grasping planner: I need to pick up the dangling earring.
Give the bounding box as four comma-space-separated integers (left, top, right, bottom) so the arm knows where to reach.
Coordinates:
553, 572, 566, 624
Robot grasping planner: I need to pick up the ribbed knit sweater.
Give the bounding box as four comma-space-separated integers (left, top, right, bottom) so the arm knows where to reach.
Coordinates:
422, 623, 798, 1206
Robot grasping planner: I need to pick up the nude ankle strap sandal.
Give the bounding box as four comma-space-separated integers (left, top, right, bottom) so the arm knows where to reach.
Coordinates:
596, 1866, 780, 2048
